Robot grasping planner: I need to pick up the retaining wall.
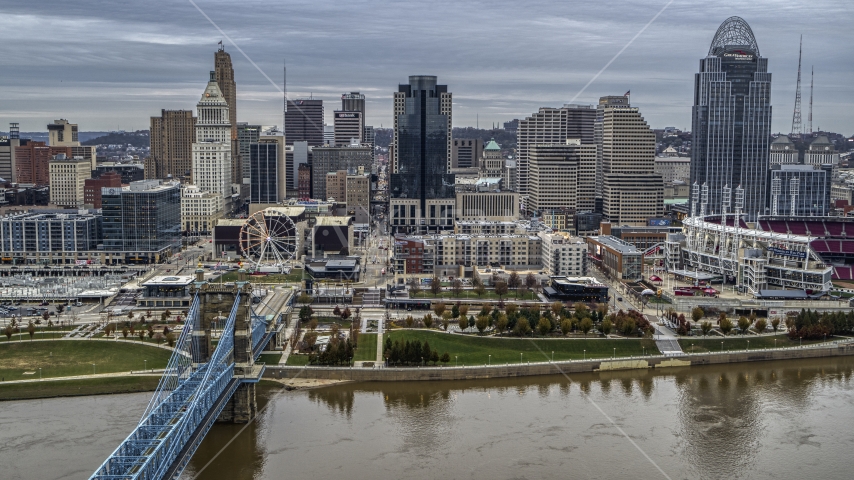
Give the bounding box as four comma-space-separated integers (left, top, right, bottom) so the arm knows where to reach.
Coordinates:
264, 342, 854, 382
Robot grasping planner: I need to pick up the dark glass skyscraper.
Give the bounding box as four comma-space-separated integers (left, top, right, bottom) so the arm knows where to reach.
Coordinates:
390, 75, 455, 214
690, 16, 771, 221
102, 180, 181, 262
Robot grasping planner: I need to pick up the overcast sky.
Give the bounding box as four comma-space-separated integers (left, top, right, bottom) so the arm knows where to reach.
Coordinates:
1, 0, 852, 135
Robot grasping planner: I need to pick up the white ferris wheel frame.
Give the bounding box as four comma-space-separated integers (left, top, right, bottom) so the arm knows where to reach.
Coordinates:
240, 210, 298, 270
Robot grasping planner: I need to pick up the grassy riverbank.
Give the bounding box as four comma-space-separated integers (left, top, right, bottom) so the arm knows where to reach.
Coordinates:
386, 330, 659, 365
0, 341, 171, 381
0, 376, 161, 401
680, 334, 839, 353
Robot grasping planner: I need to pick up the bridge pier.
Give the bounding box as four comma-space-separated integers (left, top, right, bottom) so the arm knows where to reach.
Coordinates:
217, 382, 257, 423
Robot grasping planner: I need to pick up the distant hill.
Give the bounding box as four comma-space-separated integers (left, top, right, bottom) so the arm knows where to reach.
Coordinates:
452, 127, 516, 149
82, 130, 150, 148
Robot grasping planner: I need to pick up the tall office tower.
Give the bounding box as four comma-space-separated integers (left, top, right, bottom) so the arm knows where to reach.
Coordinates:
527, 141, 596, 214
389, 75, 455, 231
516, 105, 595, 197
285, 99, 324, 146
47, 119, 96, 170
769, 136, 799, 166
148, 110, 197, 181
804, 135, 840, 177
690, 16, 771, 220
191, 71, 232, 213
334, 92, 366, 145
311, 143, 372, 201
249, 131, 286, 204
102, 180, 181, 262
15, 141, 70, 185
49, 154, 91, 208
237, 123, 261, 184
596, 95, 664, 226
0, 123, 21, 182
363, 125, 376, 164
391, 75, 452, 175
479, 139, 504, 178
214, 45, 240, 185
452, 139, 484, 169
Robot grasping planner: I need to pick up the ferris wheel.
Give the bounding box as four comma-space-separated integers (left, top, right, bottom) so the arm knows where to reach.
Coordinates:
239, 209, 298, 270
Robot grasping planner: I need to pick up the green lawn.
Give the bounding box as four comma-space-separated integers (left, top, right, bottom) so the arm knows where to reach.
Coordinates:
0, 376, 160, 401
0, 340, 172, 381
411, 289, 539, 301
385, 330, 659, 365
285, 354, 310, 366
679, 334, 837, 353
353, 333, 377, 361
257, 353, 282, 364
217, 269, 304, 283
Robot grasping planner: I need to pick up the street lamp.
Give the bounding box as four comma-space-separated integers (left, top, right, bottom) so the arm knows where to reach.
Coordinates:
39, 367, 41, 381
721, 342, 724, 353
92, 363, 96, 375
455, 356, 458, 367
488, 354, 491, 366
520, 352, 523, 364
747, 340, 749, 351
613, 348, 616, 360
583, 349, 586, 361
144, 360, 147, 372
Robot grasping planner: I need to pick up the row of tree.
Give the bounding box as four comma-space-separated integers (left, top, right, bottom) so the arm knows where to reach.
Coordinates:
787, 309, 854, 339
308, 336, 355, 366
383, 338, 450, 366
408, 270, 542, 299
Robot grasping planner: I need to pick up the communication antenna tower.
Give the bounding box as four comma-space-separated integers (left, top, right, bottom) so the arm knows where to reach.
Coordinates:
790, 35, 803, 138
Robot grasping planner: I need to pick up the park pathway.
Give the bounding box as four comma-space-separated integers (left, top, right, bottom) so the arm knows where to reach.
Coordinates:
375, 314, 384, 364
652, 319, 684, 356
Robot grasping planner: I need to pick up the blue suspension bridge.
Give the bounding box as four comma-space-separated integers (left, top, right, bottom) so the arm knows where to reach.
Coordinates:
90, 270, 286, 479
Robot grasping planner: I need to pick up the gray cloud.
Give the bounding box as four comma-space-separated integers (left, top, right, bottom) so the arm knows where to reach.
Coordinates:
1, 0, 852, 135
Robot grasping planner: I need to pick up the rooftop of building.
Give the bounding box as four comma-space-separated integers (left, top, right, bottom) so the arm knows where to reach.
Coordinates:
588, 235, 642, 255
485, 139, 500, 151
0, 211, 99, 221
315, 216, 352, 227
551, 276, 606, 287
140, 275, 194, 287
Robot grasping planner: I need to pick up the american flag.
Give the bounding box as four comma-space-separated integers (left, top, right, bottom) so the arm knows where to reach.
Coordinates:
624, 90, 631, 96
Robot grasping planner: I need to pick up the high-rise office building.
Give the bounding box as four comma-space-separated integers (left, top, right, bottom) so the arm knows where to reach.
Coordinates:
249, 131, 286, 204
84, 171, 122, 208
148, 110, 196, 181
527, 141, 597, 214
15, 141, 70, 185
46, 119, 96, 170
389, 75, 455, 232
214, 46, 241, 185
237, 123, 261, 184
101, 180, 181, 262
285, 99, 324, 146
768, 164, 831, 217
0, 123, 21, 183
334, 92, 366, 145
479, 139, 504, 178
597, 95, 664, 226
311, 143, 372, 201
191, 71, 232, 213
452, 139, 484, 169
48, 154, 91, 208
690, 16, 771, 220
769, 135, 799, 166
516, 105, 595, 197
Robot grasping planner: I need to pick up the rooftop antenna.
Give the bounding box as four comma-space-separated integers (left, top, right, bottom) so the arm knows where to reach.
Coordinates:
790, 35, 803, 138
808, 66, 814, 135
283, 58, 287, 128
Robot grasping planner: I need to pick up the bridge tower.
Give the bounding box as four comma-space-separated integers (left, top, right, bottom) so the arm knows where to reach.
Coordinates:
189, 266, 259, 423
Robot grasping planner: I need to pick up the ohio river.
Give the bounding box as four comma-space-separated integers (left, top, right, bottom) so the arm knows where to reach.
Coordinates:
3, 357, 854, 480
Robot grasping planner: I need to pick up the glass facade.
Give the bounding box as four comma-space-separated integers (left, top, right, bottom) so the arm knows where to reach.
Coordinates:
102, 181, 181, 256
249, 142, 279, 204
691, 17, 771, 221
390, 76, 455, 216
768, 165, 832, 216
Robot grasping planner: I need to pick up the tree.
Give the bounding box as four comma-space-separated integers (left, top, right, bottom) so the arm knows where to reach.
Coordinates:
166, 332, 175, 347
458, 314, 468, 332
494, 281, 508, 300
601, 318, 613, 336
423, 314, 434, 329
153, 332, 164, 345
127, 311, 135, 324
341, 307, 352, 321
4, 325, 12, 340
297, 293, 313, 305
771, 318, 781, 333
138, 330, 145, 342
429, 275, 442, 295
525, 273, 538, 293
468, 315, 476, 331
56, 304, 65, 317
28, 321, 35, 341
433, 302, 446, 318
754, 318, 768, 334
147, 325, 155, 339
42, 311, 49, 324
720, 317, 734, 335
691, 307, 704, 324
737, 316, 750, 335
451, 303, 460, 319
474, 283, 486, 298
514, 317, 532, 337
537, 316, 552, 336
505, 303, 518, 316
451, 279, 463, 297
580, 317, 593, 337
551, 302, 563, 318
129, 324, 136, 337
122, 326, 129, 339
475, 315, 489, 334
442, 316, 450, 331
496, 313, 509, 335
405, 316, 415, 328
508, 272, 522, 297
308, 318, 318, 332
299, 305, 314, 323
430, 350, 440, 365
333, 305, 342, 317
440, 352, 450, 366
701, 321, 712, 337
560, 318, 573, 335
408, 278, 421, 297
459, 305, 469, 318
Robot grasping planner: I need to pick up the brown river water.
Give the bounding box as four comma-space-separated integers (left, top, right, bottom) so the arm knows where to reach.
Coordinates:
2, 357, 854, 480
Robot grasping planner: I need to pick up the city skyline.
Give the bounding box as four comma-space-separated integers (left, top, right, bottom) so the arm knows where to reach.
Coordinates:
1, 0, 852, 134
